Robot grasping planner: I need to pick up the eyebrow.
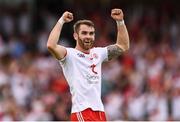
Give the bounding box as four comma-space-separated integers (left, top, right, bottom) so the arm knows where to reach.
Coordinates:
81, 30, 95, 33
89, 31, 95, 34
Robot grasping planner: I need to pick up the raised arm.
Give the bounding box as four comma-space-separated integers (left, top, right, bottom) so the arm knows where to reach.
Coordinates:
47, 11, 73, 60
107, 8, 130, 60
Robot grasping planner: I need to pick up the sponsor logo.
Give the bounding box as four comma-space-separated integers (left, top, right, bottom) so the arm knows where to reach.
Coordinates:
77, 53, 85, 58
90, 64, 98, 74
86, 73, 99, 84
93, 53, 98, 59
90, 53, 98, 60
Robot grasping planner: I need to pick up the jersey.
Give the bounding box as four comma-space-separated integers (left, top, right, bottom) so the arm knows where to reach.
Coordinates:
59, 47, 108, 113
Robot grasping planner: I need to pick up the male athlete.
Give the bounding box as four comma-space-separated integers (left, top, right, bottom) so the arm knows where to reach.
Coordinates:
47, 8, 129, 121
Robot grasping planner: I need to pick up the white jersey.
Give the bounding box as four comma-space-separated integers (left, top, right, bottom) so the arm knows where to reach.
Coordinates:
59, 47, 108, 113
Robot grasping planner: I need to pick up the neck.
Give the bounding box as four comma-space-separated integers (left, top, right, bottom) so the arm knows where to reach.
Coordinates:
75, 45, 90, 54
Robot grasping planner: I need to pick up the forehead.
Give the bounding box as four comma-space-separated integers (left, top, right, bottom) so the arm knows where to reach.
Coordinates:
79, 24, 95, 32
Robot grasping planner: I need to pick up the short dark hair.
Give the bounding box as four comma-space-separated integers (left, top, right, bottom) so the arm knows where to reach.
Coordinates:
73, 20, 95, 33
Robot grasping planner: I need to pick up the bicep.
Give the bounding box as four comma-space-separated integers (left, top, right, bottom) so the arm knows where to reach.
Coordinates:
48, 45, 67, 60
107, 44, 124, 60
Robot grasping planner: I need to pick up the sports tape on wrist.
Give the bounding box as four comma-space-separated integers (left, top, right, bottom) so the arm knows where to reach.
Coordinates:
116, 20, 125, 26
58, 17, 65, 24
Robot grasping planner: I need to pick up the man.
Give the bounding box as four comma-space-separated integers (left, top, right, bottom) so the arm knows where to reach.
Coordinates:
47, 8, 129, 121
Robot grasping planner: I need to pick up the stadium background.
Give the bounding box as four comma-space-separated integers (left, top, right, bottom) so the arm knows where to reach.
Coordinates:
0, 0, 179, 121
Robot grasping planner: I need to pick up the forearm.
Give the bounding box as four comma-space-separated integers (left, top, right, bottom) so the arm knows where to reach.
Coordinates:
116, 20, 130, 51
47, 18, 64, 49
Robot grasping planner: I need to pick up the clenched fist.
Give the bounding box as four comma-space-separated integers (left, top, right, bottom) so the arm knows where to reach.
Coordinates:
111, 9, 124, 21
60, 11, 73, 23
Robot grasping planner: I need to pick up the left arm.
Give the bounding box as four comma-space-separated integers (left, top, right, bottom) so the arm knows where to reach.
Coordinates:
107, 8, 130, 60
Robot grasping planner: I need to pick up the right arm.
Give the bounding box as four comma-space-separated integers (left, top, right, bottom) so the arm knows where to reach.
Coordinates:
47, 11, 73, 60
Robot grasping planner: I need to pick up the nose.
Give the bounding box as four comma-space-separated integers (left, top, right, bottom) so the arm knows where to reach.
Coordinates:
86, 34, 93, 39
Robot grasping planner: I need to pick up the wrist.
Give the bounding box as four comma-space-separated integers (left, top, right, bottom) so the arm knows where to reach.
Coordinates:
116, 20, 125, 26
58, 17, 65, 25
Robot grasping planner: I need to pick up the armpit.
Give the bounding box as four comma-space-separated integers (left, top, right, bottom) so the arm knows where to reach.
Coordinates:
107, 44, 124, 60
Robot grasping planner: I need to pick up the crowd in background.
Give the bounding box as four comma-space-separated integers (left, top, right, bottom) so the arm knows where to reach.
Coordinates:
0, 0, 180, 121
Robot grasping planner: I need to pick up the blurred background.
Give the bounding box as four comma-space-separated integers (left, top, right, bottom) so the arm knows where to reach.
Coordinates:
0, 0, 180, 121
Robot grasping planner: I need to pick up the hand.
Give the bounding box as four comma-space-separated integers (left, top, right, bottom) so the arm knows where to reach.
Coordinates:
111, 8, 124, 21
61, 11, 73, 23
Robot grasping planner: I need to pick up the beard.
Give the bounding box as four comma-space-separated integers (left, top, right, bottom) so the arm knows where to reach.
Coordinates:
78, 37, 94, 50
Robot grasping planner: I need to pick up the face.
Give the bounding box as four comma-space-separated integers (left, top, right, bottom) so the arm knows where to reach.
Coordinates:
74, 24, 95, 50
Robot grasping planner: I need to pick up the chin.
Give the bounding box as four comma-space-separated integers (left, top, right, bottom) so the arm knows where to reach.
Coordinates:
84, 47, 91, 50
85, 46, 93, 50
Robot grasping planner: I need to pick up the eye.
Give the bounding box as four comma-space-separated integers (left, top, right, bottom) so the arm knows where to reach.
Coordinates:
81, 31, 87, 35
90, 32, 95, 35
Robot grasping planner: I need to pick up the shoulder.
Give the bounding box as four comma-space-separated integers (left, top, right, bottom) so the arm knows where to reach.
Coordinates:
66, 47, 74, 51
91, 47, 108, 61
91, 47, 107, 52
65, 47, 77, 54
59, 47, 75, 63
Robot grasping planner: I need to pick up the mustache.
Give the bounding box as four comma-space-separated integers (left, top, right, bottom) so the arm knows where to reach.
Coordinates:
83, 38, 94, 42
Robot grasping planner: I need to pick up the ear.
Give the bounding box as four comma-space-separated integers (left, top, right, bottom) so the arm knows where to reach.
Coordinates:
73, 32, 78, 41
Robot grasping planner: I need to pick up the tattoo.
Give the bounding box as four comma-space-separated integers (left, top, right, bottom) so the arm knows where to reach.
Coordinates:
107, 45, 124, 60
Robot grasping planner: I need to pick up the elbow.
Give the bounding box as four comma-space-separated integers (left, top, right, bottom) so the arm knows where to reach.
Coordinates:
124, 44, 130, 52
123, 39, 130, 51
47, 42, 54, 51
116, 42, 130, 52
125, 43, 130, 51
47, 43, 51, 50
122, 46, 129, 52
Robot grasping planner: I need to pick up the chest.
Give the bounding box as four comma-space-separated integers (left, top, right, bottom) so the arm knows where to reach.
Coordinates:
74, 52, 101, 65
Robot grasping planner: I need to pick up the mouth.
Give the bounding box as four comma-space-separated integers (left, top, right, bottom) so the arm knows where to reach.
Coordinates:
79, 38, 94, 49
84, 40, 92, 45
84, 42, 91, 44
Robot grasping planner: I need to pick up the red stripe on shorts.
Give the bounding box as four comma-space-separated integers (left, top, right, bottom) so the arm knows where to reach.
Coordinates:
71, 108, 106, 121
